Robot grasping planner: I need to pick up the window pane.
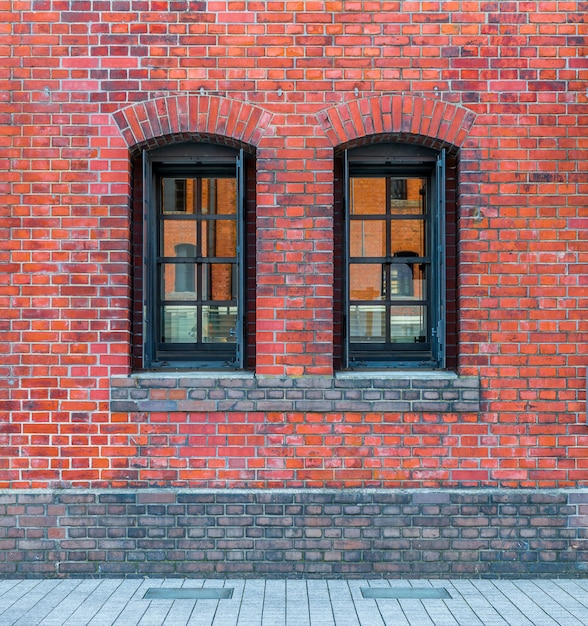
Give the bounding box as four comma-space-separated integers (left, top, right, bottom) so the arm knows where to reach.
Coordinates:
390, 305, 427, 343
202, 178, 237, 215
391, 220, 426, 257
161, 263, 196, 299
350, 305, 386, 342
200, 219, 237, 258
203, 306, 237, 343
161, 221, 197, 256
388, 263, 427, 299
204, 263, 236, 301
350, 263, 382, 300
389, 177, 426, 214
162, 305, 197, 343
350, 177, 386, 215
350, 220, 386, 257
162, 178, 197, 213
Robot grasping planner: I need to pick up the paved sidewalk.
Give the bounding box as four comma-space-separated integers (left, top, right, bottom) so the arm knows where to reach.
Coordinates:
1, 578, 587, 626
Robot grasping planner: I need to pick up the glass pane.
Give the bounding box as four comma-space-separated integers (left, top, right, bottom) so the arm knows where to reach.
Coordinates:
202, 178, 237, 215
390, 305, 427, 343
204, 263, 236, 301
390, 178, 407, 200
350, 305, 386, 342
349, 263, 382, 301
388, 263, 427, 299
200, 219, 236, 258
350, 220, 385, 257
350, 177, 386, 215
391, 219, 426, 257
161, 221, 196, 256
203, 306, 237, 343
161, 263, 196, 299
389, 177, 426, 214
162, 305, 197, 343
162, 178, 197, 213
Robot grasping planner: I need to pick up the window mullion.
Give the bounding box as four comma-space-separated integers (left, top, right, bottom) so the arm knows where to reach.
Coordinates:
343, 149, 350, 368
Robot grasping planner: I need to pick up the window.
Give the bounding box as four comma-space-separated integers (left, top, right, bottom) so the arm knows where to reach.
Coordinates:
141, 142, 249, 369
342, 143, 448, 368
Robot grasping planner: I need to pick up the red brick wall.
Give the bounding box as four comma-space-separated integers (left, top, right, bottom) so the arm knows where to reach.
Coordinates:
1, 1, 587, 490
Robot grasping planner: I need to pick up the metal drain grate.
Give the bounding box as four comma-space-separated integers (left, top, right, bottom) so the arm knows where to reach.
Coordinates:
144, 588, 234, 600
361, 587, 451, 600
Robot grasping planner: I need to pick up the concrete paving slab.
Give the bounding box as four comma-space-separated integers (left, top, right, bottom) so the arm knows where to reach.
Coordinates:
0, 578, 586, 626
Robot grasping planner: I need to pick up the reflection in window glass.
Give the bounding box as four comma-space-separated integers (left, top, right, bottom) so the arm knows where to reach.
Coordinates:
350, 305, 386, 343
158, 176, 238, 349
162, 305, 198, 343
390, 305, 426, 343
203, 306, 237, 343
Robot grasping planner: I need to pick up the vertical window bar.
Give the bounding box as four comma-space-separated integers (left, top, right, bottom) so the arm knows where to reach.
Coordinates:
435, 148, 446, 367
343, 149, 350, 368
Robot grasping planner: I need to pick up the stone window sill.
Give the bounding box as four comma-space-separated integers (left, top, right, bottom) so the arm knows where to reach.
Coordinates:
110, 371, 480, 413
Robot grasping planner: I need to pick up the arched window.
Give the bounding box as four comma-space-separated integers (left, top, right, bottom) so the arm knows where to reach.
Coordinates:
341, 143, 450, 368
140, 142, 251, 369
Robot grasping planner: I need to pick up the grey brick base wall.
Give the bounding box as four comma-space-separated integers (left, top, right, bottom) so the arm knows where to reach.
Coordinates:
1, 489, 586, 578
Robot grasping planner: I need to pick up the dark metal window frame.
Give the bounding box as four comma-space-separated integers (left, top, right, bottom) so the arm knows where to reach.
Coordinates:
142, 142, 246, 370
344, 144, 446, 369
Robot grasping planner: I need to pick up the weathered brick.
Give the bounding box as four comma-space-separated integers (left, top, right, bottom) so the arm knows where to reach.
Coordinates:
2, 0, 586, 577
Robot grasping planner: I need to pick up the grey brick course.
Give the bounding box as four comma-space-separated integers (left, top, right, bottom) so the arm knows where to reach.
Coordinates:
110, 374, 481, 413
0, 488, 585, 579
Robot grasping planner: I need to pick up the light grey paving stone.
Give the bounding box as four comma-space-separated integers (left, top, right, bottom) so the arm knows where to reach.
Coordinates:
286, 580, 310, 626
326, 581, 361, 626
549, 579, 588, 601
347, 580, 386, 626
161, 600, 195, 626
210, 579, 243, 626
421, 598, 459, 626
261, 579, 285, 626
183, 579, 228, 626
397, 599, 436, 626
87, 580, 144, 626
362, 581, 409, 626
438, 581, 484, 626
307, 580, 336, 626
111, 578, 160, 626
12, 580, 85, 626
62, 579, 125, 626
35, 580, 103, 626
0, 580, 22, 599
236, 579, 265, 626
137, 578, 198, 626
548, 579, 588, 618
2, 580, 60, 626
0, 580, 43, 613
511, 580, 585, 626
448, 580, 511, 626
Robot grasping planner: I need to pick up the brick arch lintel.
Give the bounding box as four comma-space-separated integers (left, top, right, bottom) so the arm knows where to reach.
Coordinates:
317, 95, 477, 151
112, 94, 274, 152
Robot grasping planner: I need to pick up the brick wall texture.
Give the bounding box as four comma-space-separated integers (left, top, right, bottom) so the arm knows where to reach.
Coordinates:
1, 1, 587, 577
1, 489, 587, 578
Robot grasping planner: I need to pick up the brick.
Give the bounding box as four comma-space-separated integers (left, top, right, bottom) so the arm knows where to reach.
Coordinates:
2, 0, 587, 576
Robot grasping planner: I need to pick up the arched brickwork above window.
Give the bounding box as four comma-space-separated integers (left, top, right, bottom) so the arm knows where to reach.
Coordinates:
112, 95, 273, 152
317, 95, 476, 151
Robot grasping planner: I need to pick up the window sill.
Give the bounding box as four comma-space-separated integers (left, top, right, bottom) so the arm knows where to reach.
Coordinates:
336, 369, 458, 380
110, 371, 480, 414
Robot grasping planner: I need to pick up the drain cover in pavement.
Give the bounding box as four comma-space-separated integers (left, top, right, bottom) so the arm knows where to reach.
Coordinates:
361, 587, 451, 600
144, 588, 233, 600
